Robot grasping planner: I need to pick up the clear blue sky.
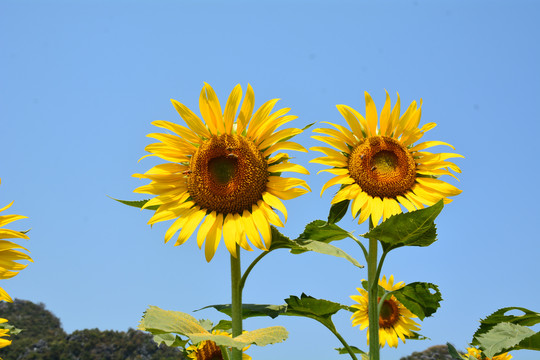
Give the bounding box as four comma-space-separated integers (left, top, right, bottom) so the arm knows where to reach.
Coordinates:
1, 1, 539, 359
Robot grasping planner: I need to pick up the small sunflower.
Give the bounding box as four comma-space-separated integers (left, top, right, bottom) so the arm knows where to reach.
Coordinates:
311, 91, 462, 225
186, 330, 251, 360
350, 275, 420, 348
465, 347, 512, 360
134, 83, 310, 261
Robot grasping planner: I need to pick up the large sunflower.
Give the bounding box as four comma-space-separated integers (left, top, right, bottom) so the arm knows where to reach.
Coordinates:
465, 347, 512, 360
311, 91, 462, 225
350, 275, 420, 348
134, 83, 310, 261
186, 330, 251, 360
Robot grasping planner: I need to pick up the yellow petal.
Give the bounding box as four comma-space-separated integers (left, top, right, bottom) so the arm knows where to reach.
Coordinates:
174, 208, 207, 246
197, 211, 217, 249
410, 140, 455, 152
171, 98, 211, 138
267, 162, 309, 175
364, 92, 378, 136
223, 213, 238, 258
358, 196, 372, 225
251, 203, 271, 249
311, 135, 350, 153
336, 104, 369, 137
268, 187, 309, 200
262, 192, 288, 222
396, 195, 416, 212
237, 84, 255, 135
258, 128, 303, 149
0, 214, 27, 228
386, 92, 401, 137
313, 127, 354, 146
263, 141, 307, 157
205, 213, 223, 262
151, 120, 200, 143
370, 196, 384, 226
246, 99, 279, 139
320, 174, 354, 196
241, 210, 265, 250
223, 84, 242, 134
378, 90, 391, 136
351, 190, 369, 218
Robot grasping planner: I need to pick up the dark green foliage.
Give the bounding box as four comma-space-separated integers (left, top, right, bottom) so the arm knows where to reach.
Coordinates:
400, 344, 457, 360
0, 299, 183, 360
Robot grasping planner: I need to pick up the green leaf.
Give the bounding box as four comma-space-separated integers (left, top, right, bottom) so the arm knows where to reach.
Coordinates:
152, 333, 188, 348
212, 320, 232, 331
514, 331, 540, 352
110, 197, 159, 211
446, 343, 465, 360
327, 199, 350, 224
360, 280, 385, 298
472, 306, 540, 344
140, 306, 288, 350
392, 282, 442, 320
475, 322, 535, 358
405, 331, 430, 341
198, 319, 214, 332
363, 200, 443, 252
269, 226, 362, 268
198, 304, 288, 319
335, 345, 367, 355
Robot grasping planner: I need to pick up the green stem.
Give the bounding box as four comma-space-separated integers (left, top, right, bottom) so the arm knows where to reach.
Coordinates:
322, 322, 359, 360
239, 251, 269, 292
367, 218, 380, 360
230, 245, 242, 360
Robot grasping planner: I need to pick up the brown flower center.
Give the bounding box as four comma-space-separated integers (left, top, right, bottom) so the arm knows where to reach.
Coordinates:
194, 340, 223, 360
378, 298, 400, 329
348, 136, 416, 198
188, 134, 268, 214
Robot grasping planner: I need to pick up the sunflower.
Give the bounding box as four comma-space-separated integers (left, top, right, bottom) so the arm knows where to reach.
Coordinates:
134, 83, 310, 261
186, 330, 251, 360
465, 347, 512, 360
350, 275, 420, 348
0, 190, 33, 303
311, 91, 462, 225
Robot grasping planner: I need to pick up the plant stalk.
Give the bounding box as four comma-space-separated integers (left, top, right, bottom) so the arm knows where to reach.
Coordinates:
367, 218, 380, 360
230, 245, 243, 360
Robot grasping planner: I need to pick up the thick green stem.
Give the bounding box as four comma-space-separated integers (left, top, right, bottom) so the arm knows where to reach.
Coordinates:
230, 245, 242, 360
367, 219, 380, 360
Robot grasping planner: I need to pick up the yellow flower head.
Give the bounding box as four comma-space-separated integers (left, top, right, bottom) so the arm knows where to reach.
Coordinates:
350, 275, 420, 348
186, 330, 251, 360
311, 91, 462, 225
465, 347, 512, 360
0, 180, 33, 303
134, 84, 310, 261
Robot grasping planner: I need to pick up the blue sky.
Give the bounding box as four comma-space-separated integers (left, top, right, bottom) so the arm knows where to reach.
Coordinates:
1, 0, 539, 359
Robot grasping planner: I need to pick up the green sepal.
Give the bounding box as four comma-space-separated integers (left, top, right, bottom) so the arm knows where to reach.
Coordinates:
475, 322, 536, 358
197, 304, 288, 319
327, 199, 350, 224
392, 282, 442, 320
362, 200, 443, 252
110, 197, 159, 211
269, 226, 363, 268
335, 345, 367, 355
152, 333, 188, 348
139, 305, 288, 350
405, 331, 430, 341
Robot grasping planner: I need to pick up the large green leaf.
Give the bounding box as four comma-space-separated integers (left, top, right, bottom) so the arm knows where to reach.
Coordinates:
198, 304, 288, 319
327, 199, 350, 224
446, 343, 466, 360
269, 226, 362, 268
475, 322, 536, 358
110, 197, 159, 211
472, 306, 540, 342
140, 306, 288, 350
362, 201, 443, 252
392, 282, 442, 320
